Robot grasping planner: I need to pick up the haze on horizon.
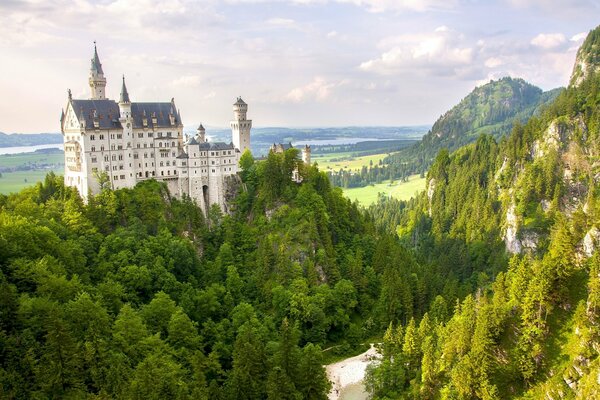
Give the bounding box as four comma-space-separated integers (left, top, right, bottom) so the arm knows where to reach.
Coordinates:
0, 0, 598, 134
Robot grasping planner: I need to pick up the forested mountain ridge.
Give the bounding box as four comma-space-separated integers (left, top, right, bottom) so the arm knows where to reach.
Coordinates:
384, 77, 561, 175
365, 26, 600, 399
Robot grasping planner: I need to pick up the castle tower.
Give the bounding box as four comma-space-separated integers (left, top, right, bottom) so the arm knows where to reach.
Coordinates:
89, 42, 107, 100
302, 144, 311, 165
118, 75, 131, 118
197, 124, 206, 143
230, 97, 252, 154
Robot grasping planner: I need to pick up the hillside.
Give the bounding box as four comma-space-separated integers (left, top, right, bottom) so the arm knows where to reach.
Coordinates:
0, 132, 62, 148
366, 25, 600, 399
385, 77, 561, 175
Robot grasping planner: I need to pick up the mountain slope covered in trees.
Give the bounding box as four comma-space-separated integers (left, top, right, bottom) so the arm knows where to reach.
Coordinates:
366, 26, 600, 399
384, 77, 561, 176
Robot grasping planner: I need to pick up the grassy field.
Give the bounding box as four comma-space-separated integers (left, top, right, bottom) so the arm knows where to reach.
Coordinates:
312, 152, 392, 171
0, 169, 62, 195
0, 152, 63, 168
342, 175, 426, 206
0, 151, 64, 195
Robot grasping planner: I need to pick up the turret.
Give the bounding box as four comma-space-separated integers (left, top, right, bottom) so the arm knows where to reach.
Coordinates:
118, 75, 131, 119
302, 144, 311, 165
230, 97, 252, 154
89, 42, 107, 100
197, 124, 206, 143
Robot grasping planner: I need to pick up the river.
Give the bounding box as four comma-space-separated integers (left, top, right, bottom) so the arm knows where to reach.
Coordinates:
326, 344, 380, 400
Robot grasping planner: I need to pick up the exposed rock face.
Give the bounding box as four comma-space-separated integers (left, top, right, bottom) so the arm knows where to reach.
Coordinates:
426, 178, 436, 216
222, 174, 242, 214
570, 28, 600, 87
583, 227, 600, 258
504, 202, 522, 254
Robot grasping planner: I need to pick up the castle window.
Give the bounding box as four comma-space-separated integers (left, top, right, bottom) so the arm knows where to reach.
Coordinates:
92, 167, 98, 172
104, 155, 109, 162
117, 134, 122, 139
144, 143, 147, 148
111, 145, 115, 150
118, 155, 123, 161
158, 132, 163, 138
137, 144, 140, 148
211, 152, 214, 156
134, 154, 138, 159
211, 161, 215, 165
159, 142, 162, 148
114, 175, 118, 180
171, 141, 175, 147
91, 146, 96, 152
161, 171, 164, 176
100, 145, 104, 151
112, 155, 116, 161
90, 135, 95, 140
105, 166, 109, 171
160, 162, 164, 167
166, 161, 170, 166
148, 132, 153, 138
167, 132, 172, 137
100, 134, 104, 140
118, 145, 123, 150
138, 133, 143, 138
120, 175, 125, 179
91, 157, 97, 163
172, 152, 175, 157
212, 169, 215, 173
111, 134, 115, 139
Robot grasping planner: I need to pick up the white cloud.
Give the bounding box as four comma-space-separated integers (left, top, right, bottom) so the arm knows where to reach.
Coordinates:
285, 77, 337, 102
266, 17, 295, 26
484, 57, 503, 68
359, 27, 473, 76
172, 75, 201, 87
335, 0, 459, 13
530, 33, 566, 49
570, 32, 587, 42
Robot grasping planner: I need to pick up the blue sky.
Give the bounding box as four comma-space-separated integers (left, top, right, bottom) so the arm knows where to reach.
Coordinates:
0, 0, 598, 133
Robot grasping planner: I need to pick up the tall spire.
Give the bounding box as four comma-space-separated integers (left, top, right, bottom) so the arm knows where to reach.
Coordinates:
91, 41, 104, 75
120, 75, 130, 103
89, 41, 107, 99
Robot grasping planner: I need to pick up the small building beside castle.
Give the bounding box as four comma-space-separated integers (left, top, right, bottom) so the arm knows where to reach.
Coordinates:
60, 44, 252, 214
269, 142, 311, 182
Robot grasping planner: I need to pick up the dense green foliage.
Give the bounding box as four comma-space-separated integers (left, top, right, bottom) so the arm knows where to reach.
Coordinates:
365, 30, 600, 399
0, 148, 439, 399
385, 77, 561, 176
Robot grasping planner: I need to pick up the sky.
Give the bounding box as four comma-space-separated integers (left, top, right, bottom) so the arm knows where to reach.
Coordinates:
0, 0, 598, 133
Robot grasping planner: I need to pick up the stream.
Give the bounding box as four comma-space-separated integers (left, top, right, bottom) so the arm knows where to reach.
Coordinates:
325, 344, 380, 400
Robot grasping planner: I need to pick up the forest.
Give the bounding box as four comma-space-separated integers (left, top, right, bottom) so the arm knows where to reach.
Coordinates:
1, 22, 599, 400
364, 34, 600, 398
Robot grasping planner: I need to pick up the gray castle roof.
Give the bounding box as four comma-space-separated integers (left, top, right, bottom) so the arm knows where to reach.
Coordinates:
70, 99, 182, 130
234, 97, 246, 105
72, 99, 121, 129
198, 142, 235, 150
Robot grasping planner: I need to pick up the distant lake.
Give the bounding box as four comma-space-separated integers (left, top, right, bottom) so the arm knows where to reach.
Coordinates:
292, 137, 397, 146
0, 144, 63, 155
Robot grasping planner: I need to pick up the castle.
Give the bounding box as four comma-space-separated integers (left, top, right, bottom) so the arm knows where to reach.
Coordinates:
60, 44, 252, 214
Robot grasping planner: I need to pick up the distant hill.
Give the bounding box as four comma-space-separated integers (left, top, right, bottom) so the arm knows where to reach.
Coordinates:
385, 77, 562, 174
0, 132, 62, 148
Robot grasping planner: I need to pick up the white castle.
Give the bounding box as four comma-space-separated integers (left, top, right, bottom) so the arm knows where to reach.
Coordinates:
60, 44, 252, 213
